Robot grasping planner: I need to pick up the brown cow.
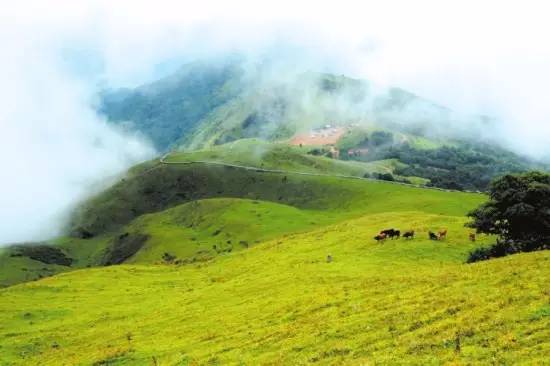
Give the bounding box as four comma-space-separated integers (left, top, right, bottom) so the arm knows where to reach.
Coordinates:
469, 233, 476, 242
438, 230, 448, 240
374, 233, 387, 243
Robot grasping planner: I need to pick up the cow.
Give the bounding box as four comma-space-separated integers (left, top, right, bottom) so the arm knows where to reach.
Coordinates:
380, 229, 395, 236
469, 233, 476, 242
374, 233, 387, 243
429, 231, 439, 240
438, 230, 448, 240
403, 230, 415, 239
380, 229, 400, 239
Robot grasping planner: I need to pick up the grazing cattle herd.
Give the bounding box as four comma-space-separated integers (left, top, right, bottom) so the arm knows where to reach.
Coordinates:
374, 228, 473, 243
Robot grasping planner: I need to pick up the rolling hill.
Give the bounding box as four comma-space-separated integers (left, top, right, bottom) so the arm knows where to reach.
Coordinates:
1, 59, 548, 364
0, 134, 548, 364
1, 139, 482, 287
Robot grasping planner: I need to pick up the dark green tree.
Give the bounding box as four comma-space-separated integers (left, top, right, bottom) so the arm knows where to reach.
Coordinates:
466, 172, 550, 261
370, 131, 394, 147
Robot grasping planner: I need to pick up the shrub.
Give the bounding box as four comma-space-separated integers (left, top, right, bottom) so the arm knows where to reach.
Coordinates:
102, 233, 149, 265
376, 173, 395, 182
162, 252, 177, 263
11, 245, 73, 266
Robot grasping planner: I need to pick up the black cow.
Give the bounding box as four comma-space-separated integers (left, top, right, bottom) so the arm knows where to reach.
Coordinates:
429, 231, 438, 240
403, 230, 415, 239
380, 229, 400, 239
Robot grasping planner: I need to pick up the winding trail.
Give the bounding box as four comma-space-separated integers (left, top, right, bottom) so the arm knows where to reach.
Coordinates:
159, 154, 481, 194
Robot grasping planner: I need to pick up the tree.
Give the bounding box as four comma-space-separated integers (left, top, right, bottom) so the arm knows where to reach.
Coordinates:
466, 171, 550, 260
370, 131, 394, 147
376, 173, 395, 181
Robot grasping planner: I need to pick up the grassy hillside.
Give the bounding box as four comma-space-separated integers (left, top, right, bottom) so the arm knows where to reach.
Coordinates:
2, 136, 547, 364
165, 139, 426, 183
1, 211, 547, 365
0, 146, 480, 287
123, 198, 337, 264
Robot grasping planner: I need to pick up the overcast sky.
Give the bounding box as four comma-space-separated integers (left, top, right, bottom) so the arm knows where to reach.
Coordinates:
1, 0, 549, 243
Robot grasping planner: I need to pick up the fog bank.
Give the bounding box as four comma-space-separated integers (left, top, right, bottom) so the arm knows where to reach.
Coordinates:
2, 0, 550, 243
0, 20, 155, 244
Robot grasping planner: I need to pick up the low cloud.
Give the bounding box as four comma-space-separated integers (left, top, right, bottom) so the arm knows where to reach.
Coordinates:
1, 0, 549, 243
0, 21, 155, 244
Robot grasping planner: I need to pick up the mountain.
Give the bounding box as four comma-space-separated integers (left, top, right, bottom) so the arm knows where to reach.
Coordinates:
99, 60, 545, 191
99, 59, 246, 151
2, 59, 548, 365
99, 59, 486, 152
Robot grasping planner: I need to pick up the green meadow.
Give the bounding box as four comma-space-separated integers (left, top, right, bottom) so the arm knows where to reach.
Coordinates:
1, 210, 547, 365
0, 141, 548, 365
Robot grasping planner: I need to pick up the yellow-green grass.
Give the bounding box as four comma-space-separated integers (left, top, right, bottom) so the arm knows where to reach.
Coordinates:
58, 174, 486, 267
0, 211, 547, 365
117, 186, 482, 265
125, 198, 338, 264
72, 159, 482, 237
71, 172, 485, 268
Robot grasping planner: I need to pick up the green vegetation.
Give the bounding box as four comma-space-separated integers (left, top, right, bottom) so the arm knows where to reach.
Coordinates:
100, 62, 372, 152
123, 198, 336, 264
1, 53, 548, 364
0, 249, 70, 288
98, 57, 548, 193
365, 142, 539, 191
337, 126, 445, 152
9, 245, 72, 266
166, 139, 420, 181
1, 211, 547, 364
0, 142, 482, 287
390, 144, 535, 190
73, 149, 481, 237
331, 128, 541, 191
99, 60, 245, 151
1, 136, 547, 364
0, 235, 113, 288
467, 171, 550, 261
